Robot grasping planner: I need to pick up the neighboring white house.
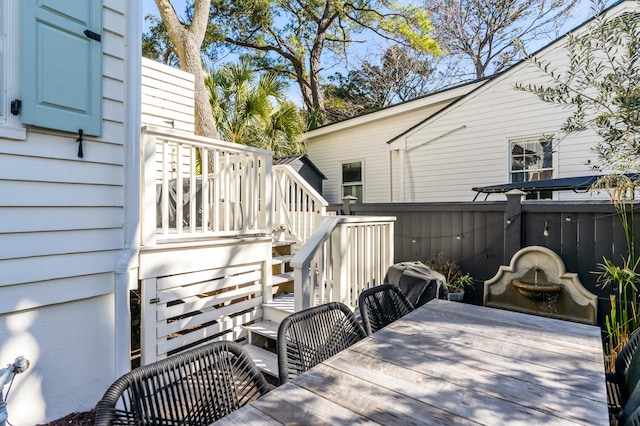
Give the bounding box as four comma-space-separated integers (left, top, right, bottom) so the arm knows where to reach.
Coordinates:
304, 1, 635, 204
0, 1, 141, 423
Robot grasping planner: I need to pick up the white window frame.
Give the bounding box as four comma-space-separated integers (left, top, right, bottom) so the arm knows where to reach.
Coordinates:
508, 134, 555, 200
509, 135, 554, 182
0, 0, 26, 140
341, 160, 364, 202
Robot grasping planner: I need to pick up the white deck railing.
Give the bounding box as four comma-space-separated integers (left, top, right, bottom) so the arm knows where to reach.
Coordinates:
273, 164, 329, 244
141, 126, 272, 245
291, 216, 396, 311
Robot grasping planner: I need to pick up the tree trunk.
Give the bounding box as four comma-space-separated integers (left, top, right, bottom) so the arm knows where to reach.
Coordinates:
154, 0, 218, 139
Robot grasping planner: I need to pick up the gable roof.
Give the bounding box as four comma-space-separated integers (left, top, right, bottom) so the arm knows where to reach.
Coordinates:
274, 154, 327, 179
385, 0, 629, 145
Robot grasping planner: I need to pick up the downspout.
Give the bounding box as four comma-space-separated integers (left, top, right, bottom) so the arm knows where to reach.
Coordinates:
114, 0, 142, 377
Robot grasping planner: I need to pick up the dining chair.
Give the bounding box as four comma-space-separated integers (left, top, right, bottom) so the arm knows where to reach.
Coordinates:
94, 341, 269, 425
608, 331, 640, 415
620, 377, 640, 425
624, 403, 640, 426
277, 302, 366, 384
358, 283, 415, 335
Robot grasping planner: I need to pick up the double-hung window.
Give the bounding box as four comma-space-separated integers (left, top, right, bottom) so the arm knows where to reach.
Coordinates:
342, 161, 363, 201
510, 135, 554, 199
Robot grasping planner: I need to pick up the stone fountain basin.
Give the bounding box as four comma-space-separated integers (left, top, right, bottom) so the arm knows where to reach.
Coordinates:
511, 279, 562, 301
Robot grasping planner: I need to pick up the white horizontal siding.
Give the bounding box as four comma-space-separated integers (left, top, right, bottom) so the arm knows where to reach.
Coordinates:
395, 38, 602, 202
0, 0, 127, 295
306, 99, 457, 203
141, 58, 195, 133
0, 207, 123, 233
0, 250, 122, 288
0, 229, 124, 259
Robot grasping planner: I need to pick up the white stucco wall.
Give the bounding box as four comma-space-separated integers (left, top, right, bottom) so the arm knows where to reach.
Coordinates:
0, 296, 115, 424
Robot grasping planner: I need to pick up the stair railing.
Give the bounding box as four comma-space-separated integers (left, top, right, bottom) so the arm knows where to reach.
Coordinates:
273, 164, 329, 244
141, 126, 273, 245
290, 215, 396, 312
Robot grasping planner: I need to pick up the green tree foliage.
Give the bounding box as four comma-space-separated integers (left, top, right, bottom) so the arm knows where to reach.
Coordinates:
142, 14, 179, 66
324, 45, 437, 122
209, 0, 441, 124
206, 61, 305, 156
516, 0, 640, 174
425, 0, 579, 79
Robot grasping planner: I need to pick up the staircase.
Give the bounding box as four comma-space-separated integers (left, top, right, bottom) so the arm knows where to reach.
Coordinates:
240, 165, 396, 382
242, 239, 297, 382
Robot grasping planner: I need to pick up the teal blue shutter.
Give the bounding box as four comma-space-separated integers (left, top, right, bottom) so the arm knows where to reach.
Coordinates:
22, 0, 102, 136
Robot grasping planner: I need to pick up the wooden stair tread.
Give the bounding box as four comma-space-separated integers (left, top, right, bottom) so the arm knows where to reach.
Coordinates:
263, 293, 295, 314
272, 255, 294, 265
272, 240, 297, 247
272, 272, 294, 285
245, 320, 280, 340
242, 343, 278, 378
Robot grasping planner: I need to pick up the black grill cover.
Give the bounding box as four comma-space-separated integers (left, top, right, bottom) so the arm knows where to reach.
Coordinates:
384, 261, 448, 307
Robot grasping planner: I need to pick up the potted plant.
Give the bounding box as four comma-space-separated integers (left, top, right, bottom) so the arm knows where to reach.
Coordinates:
426, 252, 474, 301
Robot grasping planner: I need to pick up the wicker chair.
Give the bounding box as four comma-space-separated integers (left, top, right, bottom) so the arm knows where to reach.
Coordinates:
612, 343, 640, 424
358, 283, 415, 336
608, 330, 640, 415
624, 404, 640, 426
277, 302, 366, 384
94, 341, 269, 425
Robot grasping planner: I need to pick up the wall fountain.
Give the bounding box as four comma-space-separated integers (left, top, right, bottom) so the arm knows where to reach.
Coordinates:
484, 246, 597, 324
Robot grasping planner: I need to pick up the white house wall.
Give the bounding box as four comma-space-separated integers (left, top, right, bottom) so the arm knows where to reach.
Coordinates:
141, 58, 195, 133
306, 99, 462, 203
306, 3, 636, 204
396, 41, 600, 202
0, 0, 135, 423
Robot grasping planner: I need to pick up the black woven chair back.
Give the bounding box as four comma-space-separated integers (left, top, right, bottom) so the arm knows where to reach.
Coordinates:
277, 302, 366, 384
614, 330, 640, 385
94, 341, 269, 425
358, 283, 415, 335
625, 404, 640, 426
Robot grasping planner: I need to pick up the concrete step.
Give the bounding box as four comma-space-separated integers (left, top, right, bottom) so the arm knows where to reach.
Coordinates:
263, 293, 295, 323
241, 343, 278, 379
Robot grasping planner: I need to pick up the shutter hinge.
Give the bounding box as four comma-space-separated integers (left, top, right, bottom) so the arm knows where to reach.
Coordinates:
149, 298, 160, 304
84, 29, 101, 42
10, 99, 21, 116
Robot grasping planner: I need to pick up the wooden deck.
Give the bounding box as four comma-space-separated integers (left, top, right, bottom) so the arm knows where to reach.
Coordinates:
215, 299, 608, 425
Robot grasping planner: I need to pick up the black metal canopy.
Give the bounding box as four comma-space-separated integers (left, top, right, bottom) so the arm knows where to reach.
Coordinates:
471, 174, 639, 201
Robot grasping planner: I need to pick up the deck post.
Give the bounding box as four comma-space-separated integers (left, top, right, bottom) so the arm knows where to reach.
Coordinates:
504, 190, 525, 263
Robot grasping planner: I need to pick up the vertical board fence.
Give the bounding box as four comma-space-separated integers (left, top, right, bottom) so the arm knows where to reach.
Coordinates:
332, 198, 640, 328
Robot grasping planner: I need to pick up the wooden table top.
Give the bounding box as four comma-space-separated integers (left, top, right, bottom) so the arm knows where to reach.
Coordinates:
215, 299, 608, 425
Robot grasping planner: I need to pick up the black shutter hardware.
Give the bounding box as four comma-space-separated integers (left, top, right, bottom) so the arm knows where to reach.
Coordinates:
77, 129, 84, 158
84, 29, 101, 42
10, 99, 21, 116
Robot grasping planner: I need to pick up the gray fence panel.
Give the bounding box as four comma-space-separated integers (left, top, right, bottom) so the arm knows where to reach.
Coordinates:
330, 200, 640, 328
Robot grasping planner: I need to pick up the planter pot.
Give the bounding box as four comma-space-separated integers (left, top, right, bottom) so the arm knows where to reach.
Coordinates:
448, 291, 464, 302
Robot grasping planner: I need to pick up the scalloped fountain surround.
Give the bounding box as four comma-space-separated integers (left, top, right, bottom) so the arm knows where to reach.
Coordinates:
484, 246, 597, 324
